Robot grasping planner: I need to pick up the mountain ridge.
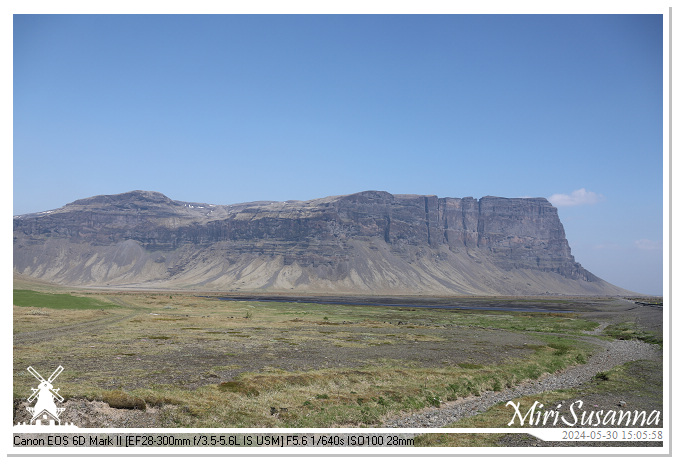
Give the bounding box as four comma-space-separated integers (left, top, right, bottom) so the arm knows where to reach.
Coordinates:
13, 190, 635, 296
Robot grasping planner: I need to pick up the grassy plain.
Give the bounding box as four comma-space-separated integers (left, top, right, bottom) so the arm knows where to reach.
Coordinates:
12, 286, 659, 430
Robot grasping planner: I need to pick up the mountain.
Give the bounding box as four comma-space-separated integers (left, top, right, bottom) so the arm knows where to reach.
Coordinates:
13, 190, 633, 295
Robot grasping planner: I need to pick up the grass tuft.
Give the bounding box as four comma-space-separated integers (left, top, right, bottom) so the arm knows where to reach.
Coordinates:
218, 381, 260, 397
594, 371, 610, 381
603, 323, 662, 347
102, 390, 146, 410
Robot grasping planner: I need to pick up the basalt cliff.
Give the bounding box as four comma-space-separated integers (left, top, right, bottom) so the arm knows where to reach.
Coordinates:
13, 190, 631, 295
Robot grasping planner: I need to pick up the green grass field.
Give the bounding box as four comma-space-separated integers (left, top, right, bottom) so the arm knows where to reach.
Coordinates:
13, 289, 121, 310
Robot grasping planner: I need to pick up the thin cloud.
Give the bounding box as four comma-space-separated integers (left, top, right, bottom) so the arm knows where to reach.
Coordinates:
548, 188, 604, 207
634, 239, 662, 251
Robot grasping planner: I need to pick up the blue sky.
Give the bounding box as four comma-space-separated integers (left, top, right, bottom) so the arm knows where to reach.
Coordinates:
12, 14, 664, 295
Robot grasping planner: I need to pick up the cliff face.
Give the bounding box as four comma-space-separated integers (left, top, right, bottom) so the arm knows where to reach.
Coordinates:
13, 190, 627, 295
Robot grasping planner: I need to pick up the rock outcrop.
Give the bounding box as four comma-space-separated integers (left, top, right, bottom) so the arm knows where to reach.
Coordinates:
13, 190, 631, 295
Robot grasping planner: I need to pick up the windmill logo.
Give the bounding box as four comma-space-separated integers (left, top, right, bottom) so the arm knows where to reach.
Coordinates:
13, 365, 79, 429
26, 365, 65, 425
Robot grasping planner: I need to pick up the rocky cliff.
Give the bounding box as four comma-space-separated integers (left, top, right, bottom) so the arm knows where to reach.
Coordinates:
13, 190, 631, 295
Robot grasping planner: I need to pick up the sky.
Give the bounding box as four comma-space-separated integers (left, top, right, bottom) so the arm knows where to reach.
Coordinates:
12, 13, 665, 295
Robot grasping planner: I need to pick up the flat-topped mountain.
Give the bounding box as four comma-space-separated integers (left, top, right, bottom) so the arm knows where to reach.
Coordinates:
13, 190, 632, 295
